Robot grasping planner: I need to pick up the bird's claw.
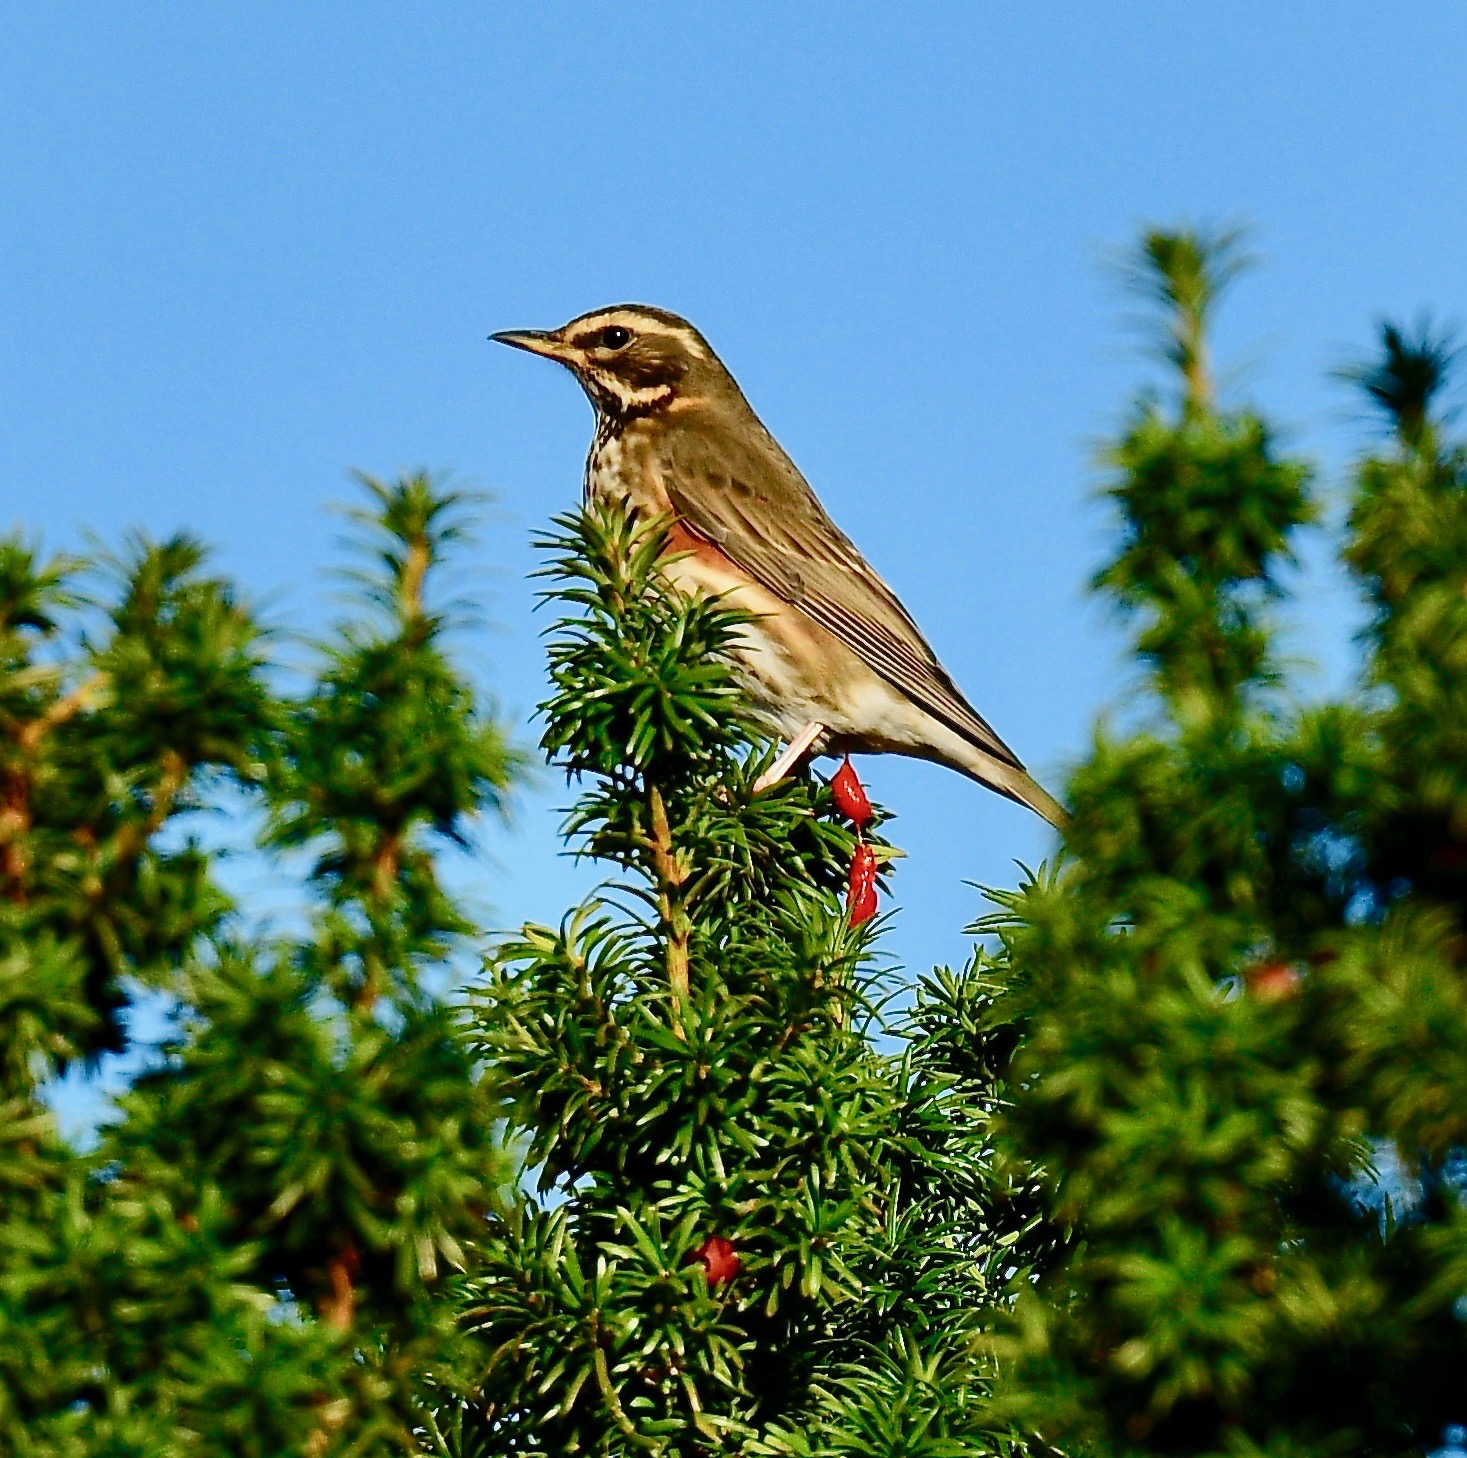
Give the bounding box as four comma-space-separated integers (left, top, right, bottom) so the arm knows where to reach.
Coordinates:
752, 721, 827, 793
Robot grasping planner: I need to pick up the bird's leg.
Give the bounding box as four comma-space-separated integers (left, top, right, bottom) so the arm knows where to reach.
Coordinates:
753, 721, 826, 793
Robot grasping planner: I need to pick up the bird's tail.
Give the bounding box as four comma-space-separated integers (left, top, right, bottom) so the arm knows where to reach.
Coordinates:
953, 745, 1069, 829
1006, 770, 1070, 830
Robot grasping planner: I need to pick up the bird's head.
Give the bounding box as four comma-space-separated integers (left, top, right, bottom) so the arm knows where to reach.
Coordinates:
492, 305, 727, 420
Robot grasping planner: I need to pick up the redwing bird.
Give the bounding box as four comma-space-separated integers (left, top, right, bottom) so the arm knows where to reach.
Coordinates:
493, 306, 1066, 827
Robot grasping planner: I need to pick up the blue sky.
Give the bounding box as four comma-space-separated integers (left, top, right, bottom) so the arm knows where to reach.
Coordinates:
5, 5, 1466, 1117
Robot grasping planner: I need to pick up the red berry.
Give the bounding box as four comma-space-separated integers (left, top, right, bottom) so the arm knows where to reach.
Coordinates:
1246, 961, 1301, 1002
830, 756, 873, 827
847, 842, 879, 926
695, 1235, 740, 1286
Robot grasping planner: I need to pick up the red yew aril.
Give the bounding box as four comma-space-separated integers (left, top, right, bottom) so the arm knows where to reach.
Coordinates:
847, 841, 878, 926
830, 756, 873, 827
1245, 960, 1302, 1002
695, 1235, 741, 1286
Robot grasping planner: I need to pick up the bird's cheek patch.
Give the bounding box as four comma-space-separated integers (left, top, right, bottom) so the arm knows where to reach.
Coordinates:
621, 343, 690, 391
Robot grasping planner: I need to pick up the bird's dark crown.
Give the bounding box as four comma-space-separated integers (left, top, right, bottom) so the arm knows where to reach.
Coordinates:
493, 305, 737, 419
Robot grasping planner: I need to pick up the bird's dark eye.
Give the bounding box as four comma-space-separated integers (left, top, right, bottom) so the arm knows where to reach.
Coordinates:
597, 326, 632, 350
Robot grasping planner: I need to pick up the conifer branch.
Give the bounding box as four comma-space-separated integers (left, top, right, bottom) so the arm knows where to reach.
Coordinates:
647, 782, 691, 1018
0, 474, 518, 1450
16, 669, 110, 753
592, 1330, 661, 1452
989, 224, 1467, 1458
320, 1243, 359, 1333
1124, 223, 1251, 412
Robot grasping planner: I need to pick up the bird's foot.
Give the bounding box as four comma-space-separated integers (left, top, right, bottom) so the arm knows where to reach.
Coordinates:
752, 721, 826, 793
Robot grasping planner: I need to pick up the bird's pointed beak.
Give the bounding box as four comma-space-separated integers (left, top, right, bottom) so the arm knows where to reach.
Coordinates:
491, 328, 572, 361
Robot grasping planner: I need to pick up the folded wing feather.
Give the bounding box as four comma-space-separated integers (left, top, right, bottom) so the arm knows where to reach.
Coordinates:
659, 422, 1025, 772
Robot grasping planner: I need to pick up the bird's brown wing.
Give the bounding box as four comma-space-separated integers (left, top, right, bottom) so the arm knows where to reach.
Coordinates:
658, 414, 1025, 771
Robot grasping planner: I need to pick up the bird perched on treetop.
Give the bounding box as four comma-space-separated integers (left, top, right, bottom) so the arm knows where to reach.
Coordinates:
493, 305, 1066, 827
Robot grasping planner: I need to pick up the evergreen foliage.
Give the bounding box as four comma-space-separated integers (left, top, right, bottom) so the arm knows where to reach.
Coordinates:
452, 505, 1047, 1455
0, 474, 518, 1454
7, 227, 1467, 1458
986, 233, 1467, 1455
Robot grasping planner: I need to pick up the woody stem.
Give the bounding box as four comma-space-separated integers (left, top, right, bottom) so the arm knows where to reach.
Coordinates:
319, 1243, 358, 1333
647, 784, 690, 1023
